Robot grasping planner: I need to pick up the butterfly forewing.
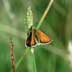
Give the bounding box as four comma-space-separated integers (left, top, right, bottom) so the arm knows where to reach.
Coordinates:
36, 30, 52, 44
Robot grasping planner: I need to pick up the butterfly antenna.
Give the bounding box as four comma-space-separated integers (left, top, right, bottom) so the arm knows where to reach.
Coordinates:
9, 37, 16, 72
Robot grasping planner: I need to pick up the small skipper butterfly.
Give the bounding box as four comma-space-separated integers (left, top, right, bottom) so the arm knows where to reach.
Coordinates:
25, 27, 52, 47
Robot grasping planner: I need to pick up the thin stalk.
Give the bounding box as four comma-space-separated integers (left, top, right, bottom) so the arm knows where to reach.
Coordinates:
9, 37, 16, 72
37, 0, 54, 29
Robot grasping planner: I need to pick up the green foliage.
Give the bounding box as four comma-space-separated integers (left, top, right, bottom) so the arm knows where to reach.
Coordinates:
0, 0, 72, 72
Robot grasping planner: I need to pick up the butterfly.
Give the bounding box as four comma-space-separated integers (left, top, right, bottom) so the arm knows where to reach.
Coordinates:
25, 27, 53, 47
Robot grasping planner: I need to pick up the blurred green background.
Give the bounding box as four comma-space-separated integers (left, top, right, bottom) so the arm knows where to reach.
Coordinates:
0, 0, 72, 72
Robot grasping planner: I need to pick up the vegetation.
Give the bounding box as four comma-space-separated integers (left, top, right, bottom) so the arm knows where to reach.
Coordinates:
0, 0, 72, 72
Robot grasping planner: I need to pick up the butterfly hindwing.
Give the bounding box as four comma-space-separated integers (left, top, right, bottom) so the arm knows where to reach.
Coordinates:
26, 29, 37, 47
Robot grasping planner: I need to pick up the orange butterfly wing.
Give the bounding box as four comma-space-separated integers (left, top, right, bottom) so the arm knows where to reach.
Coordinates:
36, 30, 52, 44
26, 29, 36, 47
